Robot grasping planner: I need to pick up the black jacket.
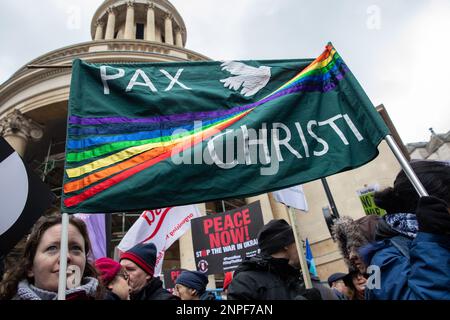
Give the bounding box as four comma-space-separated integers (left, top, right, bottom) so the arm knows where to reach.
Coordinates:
227, 255, 321, 300
132, 277, 180, 300
104, 290, 122, 301
199, 291, 216, 300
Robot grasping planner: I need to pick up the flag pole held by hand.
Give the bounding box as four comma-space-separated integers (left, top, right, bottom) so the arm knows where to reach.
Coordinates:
57, 213, 70, 300
385, 135, 428, 197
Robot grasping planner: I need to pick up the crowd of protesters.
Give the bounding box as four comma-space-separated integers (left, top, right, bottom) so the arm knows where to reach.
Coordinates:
0, 160, 448, 300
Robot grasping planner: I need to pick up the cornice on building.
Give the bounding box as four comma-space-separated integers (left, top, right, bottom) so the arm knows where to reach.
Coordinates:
406, 130, 450, 157
0, 40, 210, 114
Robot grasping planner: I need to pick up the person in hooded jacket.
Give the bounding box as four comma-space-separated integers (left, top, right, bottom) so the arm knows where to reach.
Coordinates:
333, 160, 450, 300
227, 219, 335, 300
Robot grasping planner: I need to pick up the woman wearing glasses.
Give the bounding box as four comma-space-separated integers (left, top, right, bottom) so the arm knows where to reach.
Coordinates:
95, 257, 131, 300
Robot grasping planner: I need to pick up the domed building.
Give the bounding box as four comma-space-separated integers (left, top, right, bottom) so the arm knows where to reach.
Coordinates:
0, 0, 213, 281
0, 0, 405, 285
0, 0, 208, 168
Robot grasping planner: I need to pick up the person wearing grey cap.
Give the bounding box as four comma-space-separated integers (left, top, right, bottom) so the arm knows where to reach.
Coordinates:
327, 272, 350, 300
227, 219, 334, 300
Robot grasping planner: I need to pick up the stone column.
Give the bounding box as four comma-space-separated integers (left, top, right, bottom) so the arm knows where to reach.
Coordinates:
245, 193, 274, 224
0, 110, 44, 157
94, 21, 104, 40
104, 7, 116, 40
124, 1, 135, 40
164, 13, 174, 45
145, 2, 156, 41
175, 28, 183, 47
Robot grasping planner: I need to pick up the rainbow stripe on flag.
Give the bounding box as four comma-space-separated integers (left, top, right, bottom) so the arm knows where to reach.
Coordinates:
62, 43, 388, 213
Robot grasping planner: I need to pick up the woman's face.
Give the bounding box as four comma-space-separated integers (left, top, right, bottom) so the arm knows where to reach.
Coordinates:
27, 224, 86, 292
352, 273, 367, 293
109, 271, 131, 300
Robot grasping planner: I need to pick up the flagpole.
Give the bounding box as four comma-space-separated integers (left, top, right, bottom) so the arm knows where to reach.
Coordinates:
221, 200, 226, 212
57, 212, 69, 300
287, 206, 313, 289
320, 178, 340, 219
385, 135, 428, 197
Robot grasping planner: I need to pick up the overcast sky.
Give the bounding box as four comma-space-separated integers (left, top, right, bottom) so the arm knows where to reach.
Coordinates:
1, 0, 449, 144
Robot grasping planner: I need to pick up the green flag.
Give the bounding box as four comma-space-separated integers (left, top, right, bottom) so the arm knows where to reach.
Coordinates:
62, 43, 389, 213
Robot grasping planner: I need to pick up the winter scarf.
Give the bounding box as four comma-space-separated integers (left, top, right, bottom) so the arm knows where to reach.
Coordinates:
15, 277, 98, 300
384, 213, 418, 239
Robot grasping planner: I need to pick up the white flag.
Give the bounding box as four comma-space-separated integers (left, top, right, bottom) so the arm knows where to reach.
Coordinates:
118, 205, 200, 276
273, 185, 309, 211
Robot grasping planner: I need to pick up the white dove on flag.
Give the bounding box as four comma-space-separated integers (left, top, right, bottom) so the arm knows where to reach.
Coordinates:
220, 61, 271, 97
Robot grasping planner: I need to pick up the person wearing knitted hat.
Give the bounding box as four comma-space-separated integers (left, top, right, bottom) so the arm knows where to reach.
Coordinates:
174, 271, 215, 300
94, 257, 130, 300
227, 219, 335, 300
120, 242, 179, 300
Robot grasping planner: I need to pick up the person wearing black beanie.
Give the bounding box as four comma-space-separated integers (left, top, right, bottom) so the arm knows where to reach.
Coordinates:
227, 219, 335, 300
